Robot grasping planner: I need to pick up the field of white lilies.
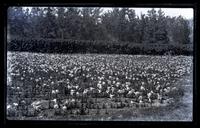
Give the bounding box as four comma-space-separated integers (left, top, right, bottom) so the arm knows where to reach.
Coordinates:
6, 52, 193, 121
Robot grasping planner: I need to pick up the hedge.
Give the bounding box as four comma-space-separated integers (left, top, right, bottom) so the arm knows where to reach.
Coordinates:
7, 37, 193, 55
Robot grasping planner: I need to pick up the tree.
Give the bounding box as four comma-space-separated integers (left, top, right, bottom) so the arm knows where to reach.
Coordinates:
40, 7, 57, 38
117, 8, 130, 42
89, 7, 105, 41
155, 9, 169, 44
80, 7, 100, 40
172, 16, 191, 44
144, 8, 158, 44
7, 7, 28, 37
29, 7, 45, 38
166, 16, 175, 44
140, 8, 169, 44
138, 13, 148, 44
126, 9, 140, 43
101, 11, 114, 41
64, 7, 82, 40
7, 7, 192, 46
56, 7, 66, 39
188, 19, 193, 44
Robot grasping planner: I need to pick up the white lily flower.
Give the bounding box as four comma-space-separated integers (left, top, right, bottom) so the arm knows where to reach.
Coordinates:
7, 105, 11, 109
139, 100, 143, 104
62, 106, 67, 110
138, 96, 143, 100
54, 104, 58, 109
140, 86, 145, 91
134, 91, 141, 96
13, 103, 18, 106
109, 94, 114, 98
52, 99, 57, 103
52, 90, 56, 94
156, 85, 160, 90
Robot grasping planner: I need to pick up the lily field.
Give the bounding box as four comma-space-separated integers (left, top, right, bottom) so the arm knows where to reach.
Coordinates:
6, 52, 193, 121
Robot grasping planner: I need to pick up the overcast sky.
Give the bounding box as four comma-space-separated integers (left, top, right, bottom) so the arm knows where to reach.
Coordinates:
103, 8, 193, 19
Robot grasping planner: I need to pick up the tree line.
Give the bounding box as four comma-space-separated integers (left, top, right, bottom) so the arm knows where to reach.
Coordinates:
8, 7, 192, 44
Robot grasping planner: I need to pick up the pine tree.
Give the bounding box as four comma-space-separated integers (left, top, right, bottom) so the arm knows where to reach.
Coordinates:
57, 7, 66, 39
155, 9, 169, 44
144, 8, 158, 44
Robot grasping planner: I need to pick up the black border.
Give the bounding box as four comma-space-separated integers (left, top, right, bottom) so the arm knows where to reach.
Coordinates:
1, 1, 199, 128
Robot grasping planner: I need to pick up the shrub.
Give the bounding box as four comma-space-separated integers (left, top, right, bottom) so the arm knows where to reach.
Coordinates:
7, 38, 193, 55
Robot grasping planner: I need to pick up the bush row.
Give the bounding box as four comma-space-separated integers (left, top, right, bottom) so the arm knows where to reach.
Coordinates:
7, 38, 193, 55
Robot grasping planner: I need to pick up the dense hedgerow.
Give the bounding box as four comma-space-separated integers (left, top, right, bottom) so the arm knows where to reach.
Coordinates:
7, 38, 193, 55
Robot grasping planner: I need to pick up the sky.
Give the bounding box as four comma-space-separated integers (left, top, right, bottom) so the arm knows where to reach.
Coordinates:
103, 8, 193, 19
23, 7, 193, 19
